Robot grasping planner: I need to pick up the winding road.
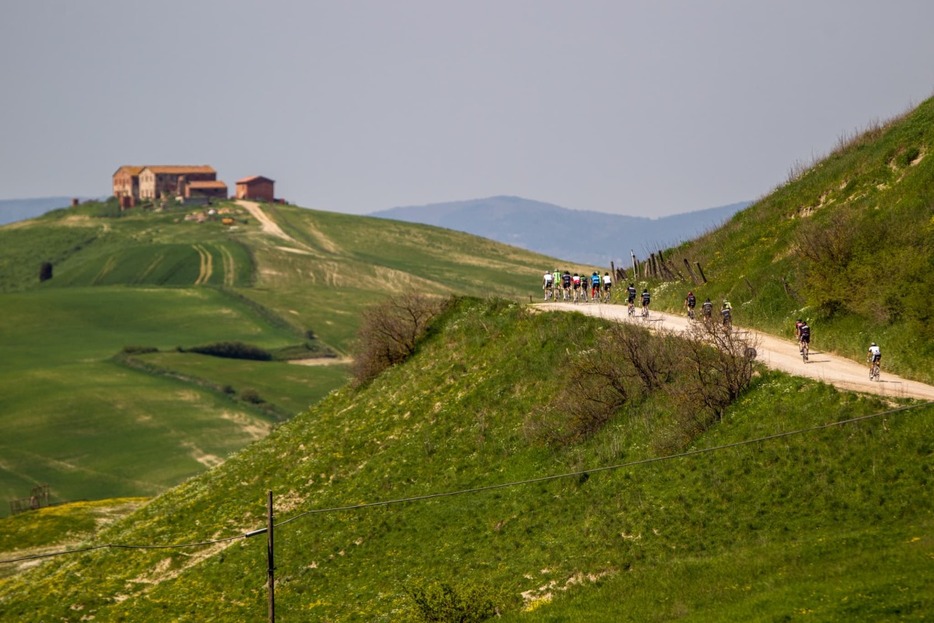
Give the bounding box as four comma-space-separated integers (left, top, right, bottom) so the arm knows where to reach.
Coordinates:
536, 301, 934, 402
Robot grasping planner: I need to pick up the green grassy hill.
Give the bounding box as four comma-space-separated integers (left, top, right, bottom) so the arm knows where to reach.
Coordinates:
0, 298, 930, 621
0, 200, 560, 514
646, 97, 934, 384
3, 98, 934, 620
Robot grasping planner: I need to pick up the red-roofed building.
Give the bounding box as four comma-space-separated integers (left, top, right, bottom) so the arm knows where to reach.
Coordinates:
185, 180, 228, 200
112, 165, 145, 208
235, 175, 275, 202
138, 165, 217, 200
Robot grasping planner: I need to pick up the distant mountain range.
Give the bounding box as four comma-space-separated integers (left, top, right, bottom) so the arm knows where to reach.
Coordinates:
371, 196, 751, 267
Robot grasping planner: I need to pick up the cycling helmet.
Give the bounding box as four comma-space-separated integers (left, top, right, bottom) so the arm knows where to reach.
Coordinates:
871, 342, 877, 347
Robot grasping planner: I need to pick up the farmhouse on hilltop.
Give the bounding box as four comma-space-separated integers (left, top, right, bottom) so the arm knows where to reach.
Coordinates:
112, 165, 228, 207
112, 165, 144, 207
235, 175, 275, 202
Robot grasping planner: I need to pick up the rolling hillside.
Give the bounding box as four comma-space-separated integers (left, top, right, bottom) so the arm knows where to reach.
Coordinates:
0, 199, 560, 514
646, 97, 934, 384
3, 97, 934, 620
0, 298, 930, 621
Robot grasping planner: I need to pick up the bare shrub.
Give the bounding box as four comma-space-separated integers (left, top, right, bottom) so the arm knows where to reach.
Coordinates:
531, 324, 680, 446
613, 323, 678, 392
542, 348, 632, 446
683, 319, 758, 421
351, 292, 448, 386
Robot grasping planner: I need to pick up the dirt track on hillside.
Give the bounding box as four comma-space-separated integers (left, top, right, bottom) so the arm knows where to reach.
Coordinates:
536, 302, 934, 402
236, 200, 297, 243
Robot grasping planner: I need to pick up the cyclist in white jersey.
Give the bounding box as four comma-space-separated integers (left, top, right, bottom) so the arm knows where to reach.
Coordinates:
542, 271, 554, 300
867, 342, 881, 376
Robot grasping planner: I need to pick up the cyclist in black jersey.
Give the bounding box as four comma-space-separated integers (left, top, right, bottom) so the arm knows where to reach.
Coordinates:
685, 291, 696, 318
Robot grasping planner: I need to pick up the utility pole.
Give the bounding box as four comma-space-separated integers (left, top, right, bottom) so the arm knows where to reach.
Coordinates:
267, 490, 275, 623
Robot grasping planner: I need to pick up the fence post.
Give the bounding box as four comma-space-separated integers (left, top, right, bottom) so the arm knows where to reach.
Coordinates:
683, 259, 698, 284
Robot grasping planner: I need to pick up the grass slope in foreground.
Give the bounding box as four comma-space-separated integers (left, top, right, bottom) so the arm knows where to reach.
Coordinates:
1, 299, 930, 621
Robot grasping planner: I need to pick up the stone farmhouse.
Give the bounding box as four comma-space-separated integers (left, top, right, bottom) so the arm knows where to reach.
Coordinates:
113, 165, 226, 207
113, 165, 275, 207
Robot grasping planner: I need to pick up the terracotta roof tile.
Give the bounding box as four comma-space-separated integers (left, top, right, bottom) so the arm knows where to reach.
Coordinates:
143, 165, 216, 175
187, 180, 228, 189
113, 165, 145, 176
236, 175, 275, 184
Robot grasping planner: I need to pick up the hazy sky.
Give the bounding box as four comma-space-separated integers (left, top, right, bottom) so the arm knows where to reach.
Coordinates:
2, 1, 933, 217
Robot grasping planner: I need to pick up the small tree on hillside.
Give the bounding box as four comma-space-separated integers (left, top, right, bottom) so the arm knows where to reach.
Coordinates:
39, 261, 53, 282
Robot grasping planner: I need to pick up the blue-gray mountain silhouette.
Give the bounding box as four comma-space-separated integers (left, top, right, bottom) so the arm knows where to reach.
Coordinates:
372, 196, 749, 267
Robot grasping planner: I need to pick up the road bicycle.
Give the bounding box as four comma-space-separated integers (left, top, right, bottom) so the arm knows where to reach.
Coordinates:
869, 359, 881, 381
687, 307, 695, 320
627, 301, 635, 317
641, 303, 650, 318
799, 340, 809, 363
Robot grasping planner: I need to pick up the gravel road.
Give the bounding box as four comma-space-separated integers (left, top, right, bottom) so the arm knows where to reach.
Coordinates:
536, 301, 934, 402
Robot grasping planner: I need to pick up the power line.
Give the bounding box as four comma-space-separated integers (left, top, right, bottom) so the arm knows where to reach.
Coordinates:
0, 534, 245, 565
272, 401, 931, 529
1, 400, 930, 565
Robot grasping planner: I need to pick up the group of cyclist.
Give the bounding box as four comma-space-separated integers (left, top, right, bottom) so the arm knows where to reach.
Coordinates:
685, 291, 884, 378
682, 290, 731, 326
794, 318, 880, 377
542, 269, 613, 303
622, 283, 651, 317
542, 272, 884, 379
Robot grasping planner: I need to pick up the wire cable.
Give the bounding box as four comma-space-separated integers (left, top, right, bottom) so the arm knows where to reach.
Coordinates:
273, 400, 932, 528
0, 534, 246, 565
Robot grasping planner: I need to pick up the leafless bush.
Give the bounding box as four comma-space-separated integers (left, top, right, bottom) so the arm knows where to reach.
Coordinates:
541, 346, 633, 445
683, 319, 758, 420
351, 292, 448, 386
529, 324, 681, 446
614, 323, 678, 392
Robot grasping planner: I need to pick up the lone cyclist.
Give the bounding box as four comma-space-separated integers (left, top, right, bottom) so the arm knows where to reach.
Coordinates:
867, 342, 882, 377
794, 318, 805, 341
798, 320, 811, 355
